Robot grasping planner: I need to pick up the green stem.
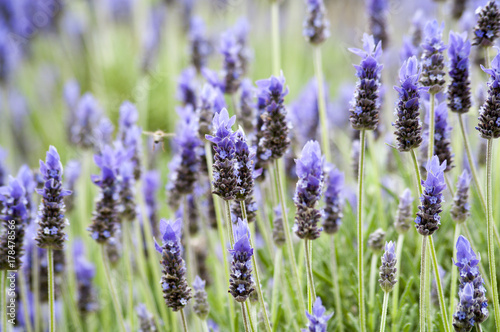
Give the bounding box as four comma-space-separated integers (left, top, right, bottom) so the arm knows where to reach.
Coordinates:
449, 223, 461, 323
18, 271, 34, 332
270, 1, 281, 76
271, 248, 282, 328
428, 236, 451, 332
369, 253, 379, 330
240, 201, 272, 332
180, 308, 189, 332
313, 46, 330, 162
419, 237, 427, 332
101, 246, 127, 332
410, 149, 423, 197
425, 243, 431, 332
476, 324, 483, 332
305, 240, 316, 313
244, 301, 256, 332
273, 159, 306, 322
330, 236, 344, 332
241, 302, 251, 332
33, 240, 41, 332
123, 222, 135, 329
486, 138, 500, 329
391, 234, 405, 332
428, 93, 436, 160
1, 270, 5, 332
357, 129, 367, 332
48, 248, 56, 332
380, 292, 390, 332
226, 200, 235, 246
205, 141, 236, 332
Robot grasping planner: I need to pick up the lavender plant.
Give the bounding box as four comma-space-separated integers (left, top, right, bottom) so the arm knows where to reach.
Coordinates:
302, 297, 333, 332
472, 1, 500, 48
366, 0, 389, 46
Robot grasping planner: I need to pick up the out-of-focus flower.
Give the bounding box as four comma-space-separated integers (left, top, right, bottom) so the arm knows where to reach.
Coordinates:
189, 17, 212, 73
451, 170, 472, 223
379, 241, 397, 292
394, 189, 414, 233
302, 297, 333, 332
322, 166, 344, 235
473, 1, 500, 47
303, 0, 330, 45
477, 51, 500, 139
193, 275, 210, 320
177, 67, 198, 111
73, 239, 98, 315
136, 303, 157, 332
220, 31, 242, 95
366, 0, 389, 46
368, 228, 386, 252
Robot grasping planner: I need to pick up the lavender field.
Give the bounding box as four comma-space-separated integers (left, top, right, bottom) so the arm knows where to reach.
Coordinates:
1, 0, 500, 331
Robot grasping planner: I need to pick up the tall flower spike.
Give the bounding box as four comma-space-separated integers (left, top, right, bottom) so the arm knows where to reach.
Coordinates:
477, 51, 500, 139
232, 18, 252, 76
63, 160, 81, 213
73, 239, 98, 315
118, 101, 142, 179
293, 141, 325, 240
453, 236, 489, 328
118, 158, 137, 222
143, 170, 160, 235
167, 106, 202, 208
394, 188, 414, 234
473, 1, 500, 47
349, 33, 383, 131
379, 241, 397, 292
427, 101, 454, 172
257, 73, 291, 160
451, 170, 472, 223
448, 31, 472, 114
302, 297, 333, 332
193, 275, 210, 320
368, 228, 386, 252
88, 145, 123, 243
233, 129, 255, 201
453, 282, 476, 332
189, 17, 212, 73
17, 165, 35, 223
220, 31, 242, 95
36, 146, 71, 250
366, 0, 389, 46
229, 218, 255, 302
154, 218, 192, 311
0, 176, 28, 270
303, 0, 330, 45
238, 79, 256, 135
414, 156, 447, 236
322, 166, 344, 235
205, 108, 239, 200
177, 67, 198, 110
71, 93, 103, 149
420, 20, 447, 94
198, 83, 227, 138
136, 303, 158, 332
393, 56, 426, 152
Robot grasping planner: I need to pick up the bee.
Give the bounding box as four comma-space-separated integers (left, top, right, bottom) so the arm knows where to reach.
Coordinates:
143, 130, 175, 151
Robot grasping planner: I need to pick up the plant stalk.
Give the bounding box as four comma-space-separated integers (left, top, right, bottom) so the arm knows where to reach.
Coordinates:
357, 129, 367, 332
123, 222, 135, 329
313, 46, 330, 162
391, 233, 405, 332
428, 236, 451, 332
449, 223, 461, 323
1, 270, 6, 332
428, 93, 436, 160
180, 308, 189, 332
101, 246, 127, 332
305, 240, 316, 313
369, 252, 379, 330
380, 292, 390, 332
419, 236, 427, 332
330, 236, 344, 332
48, 248, 56, 332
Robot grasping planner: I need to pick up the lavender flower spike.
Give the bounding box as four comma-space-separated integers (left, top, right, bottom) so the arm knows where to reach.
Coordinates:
206, 108, 239, 200
451, 170, 472, 223
477, 51, 500, 139
453, 236, 489, 329
473, 1, 500, 47
71, 93, 102, 149
303, 0, 330, 45
193, 275, 210, 320
366, 0, 389, 46
220, 31, 243, 95
379, 241, 397, 292
63, 160, 81, 213
420, 20, 447, 94
36, 146, 71, 250
0, 176, 28, 270
448, 31, 472, 114
349, 33, 383, 131
233, 129, 255, 201
177, 67, 198, 110
394, 188, 414, 234
136, 303, 158, 332
229, 218, 255, 302
393, 56, 425, 152
198, 83, 227, 137
293, 141, 325, 240
302, 297, 333, 332
322, 166, 344, 235
414, 156, 447, 236
189, 17, 212, 73
73, 239, 98, 315
154, 218, 192, 311
143, 170, 160, 235
427, 101, 454, 172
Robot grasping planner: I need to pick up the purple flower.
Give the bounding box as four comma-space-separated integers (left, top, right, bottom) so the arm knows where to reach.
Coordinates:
142, 170, 160, 235
237, 78, 256, 134
193, 275, 210, 320
36, 146, 71, 250
189, 16, 212, 73
400, 36, 419, 62
220, 30, 242, 94
136, 303, 157, 331
0, 147, 8, 186
232, 18, 252, 76
233, 130, 255, 201
425, 101, 454, 172
63, 160, 81, 212
473, 1, 500, 47
415, 156, 447, 236
302, 297, 333, 332
477, 51, 500, 139
289, 79, 321, 148
118, 101, 142, 179
198, 83, 227, 137
71, 93, 103, 149
366, 0, 389, 46
154, 218, 192, 311
17, 165, 35, 223
141, 4, 166, 72
420, 20, 447, 94
349, 33, 383, 130
177, 67, 198, 110
293, 141, 324, 240
229, 218, 255, 302
394, 188, 414, 233
379, 241, 397, 292
448, 31, 472, 114
303, 0, 330, 45
451, 170, 472, 223
323, 166, 344, 234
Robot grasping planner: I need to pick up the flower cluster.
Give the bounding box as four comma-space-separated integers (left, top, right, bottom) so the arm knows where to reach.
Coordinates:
233, 130, 255, 201
473, 1, 500, 47
393, 56, 425, 152
452, 236, 489, 330
177, 67, 198, 111
193, 275, 210, 320
154, 218, 192, 311
293, 141, 324, 240
257, 73, 291, 160
415, 156, 447, 236
0, 176, 28, 270
303, 0, 330, 45
35, 146, 71, 250
220, 31, 242, 95
451, 170, 471, 223
420, 20, 447, 94
349, 34, 383, 131
73, 239, 98, 315
229, 218, 255, 302
379, 241, 397, 293
118, 157, 137, 222
394, 188, 414, 234
368, 228, 386, 252
302, 297, 333, 332
167, 107, 202, 207
448, 31, 472, 114
206, 109, 239, 200
477, 52, 500, 139
118, 101, 142, 179
322, 167, 344, 235
289, 79, 321, 148
366, 0, 389, 46
427, 101, 454, 172
189, 17, 212, 73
